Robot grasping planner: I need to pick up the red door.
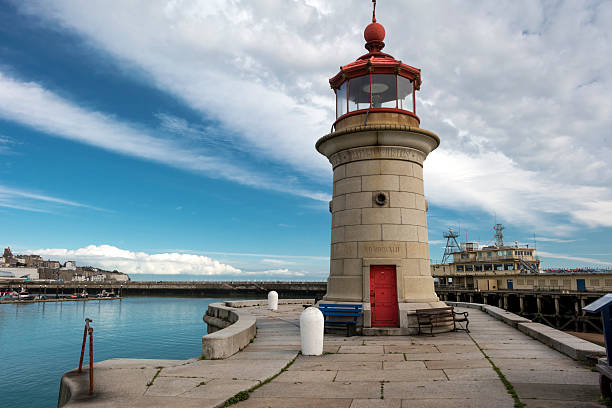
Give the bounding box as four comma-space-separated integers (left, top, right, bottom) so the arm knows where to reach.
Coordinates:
370, 265, 399, 327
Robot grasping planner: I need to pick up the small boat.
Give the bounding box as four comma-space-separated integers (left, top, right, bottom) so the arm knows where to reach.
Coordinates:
18, 288, 33, 300
1, 291, 18, 300
71, 290, 88, 299
96, 290, 116, 298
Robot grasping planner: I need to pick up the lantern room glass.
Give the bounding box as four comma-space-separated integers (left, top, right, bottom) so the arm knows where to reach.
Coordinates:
335, 74, 415, 119
348, 75, 370, 112
336, 82, 347, 118
398, 75, 413, 111
370, 74, 397, 108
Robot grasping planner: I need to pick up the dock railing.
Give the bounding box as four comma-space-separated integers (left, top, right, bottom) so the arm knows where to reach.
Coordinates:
77, 317, 94, 395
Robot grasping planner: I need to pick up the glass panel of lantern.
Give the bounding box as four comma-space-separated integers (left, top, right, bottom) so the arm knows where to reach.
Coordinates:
370, 74, 397, 108
348, 75, 371, 112
397, 76, 413, 112
336, 81, 347, 118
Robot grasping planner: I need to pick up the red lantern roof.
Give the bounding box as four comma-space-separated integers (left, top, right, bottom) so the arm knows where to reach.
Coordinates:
329, 6, 421, 90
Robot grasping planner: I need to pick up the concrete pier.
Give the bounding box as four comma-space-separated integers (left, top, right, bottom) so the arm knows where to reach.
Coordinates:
59, 301, 604, 407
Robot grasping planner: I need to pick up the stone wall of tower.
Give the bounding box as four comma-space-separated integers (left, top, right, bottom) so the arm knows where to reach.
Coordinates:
323, 144, 438, 304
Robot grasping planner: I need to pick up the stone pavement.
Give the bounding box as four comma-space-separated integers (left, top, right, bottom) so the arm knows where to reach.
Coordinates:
236, 307, 602, 408
61, 304, 602, 407
61, 306, 302, 407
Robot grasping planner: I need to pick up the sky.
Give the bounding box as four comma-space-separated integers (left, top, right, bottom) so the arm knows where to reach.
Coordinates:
1, 0, 611, 280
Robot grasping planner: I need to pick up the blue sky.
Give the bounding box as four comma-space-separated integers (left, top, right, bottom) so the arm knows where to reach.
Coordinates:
1, 0, 611, 280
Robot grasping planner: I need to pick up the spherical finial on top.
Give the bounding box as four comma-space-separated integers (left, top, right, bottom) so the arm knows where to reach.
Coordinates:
364, 0, 385, 52
364, 21, 385, 44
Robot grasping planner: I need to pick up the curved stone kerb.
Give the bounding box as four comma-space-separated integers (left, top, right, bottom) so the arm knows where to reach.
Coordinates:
316, 125, 440, 159
202, 302, 257, 360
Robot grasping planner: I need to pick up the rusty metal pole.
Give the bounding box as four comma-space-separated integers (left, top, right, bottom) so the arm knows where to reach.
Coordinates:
89, 327, 94, 395
78, 318, 92, 372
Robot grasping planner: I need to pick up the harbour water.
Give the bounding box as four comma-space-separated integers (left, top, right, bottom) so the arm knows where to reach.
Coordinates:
0, 296, 220, 407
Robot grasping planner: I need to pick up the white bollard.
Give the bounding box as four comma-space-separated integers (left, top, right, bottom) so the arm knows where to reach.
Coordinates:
268, 291, 278, 311
300, 307, 324, 356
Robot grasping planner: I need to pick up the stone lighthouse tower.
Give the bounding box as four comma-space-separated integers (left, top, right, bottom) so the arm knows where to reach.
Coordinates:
316, 2, 447, 333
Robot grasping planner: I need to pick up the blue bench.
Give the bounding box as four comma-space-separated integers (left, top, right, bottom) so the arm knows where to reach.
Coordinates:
319, 303, 363, 337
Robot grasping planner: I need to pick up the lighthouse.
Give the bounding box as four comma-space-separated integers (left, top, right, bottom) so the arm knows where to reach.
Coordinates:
316, 1, 449, 333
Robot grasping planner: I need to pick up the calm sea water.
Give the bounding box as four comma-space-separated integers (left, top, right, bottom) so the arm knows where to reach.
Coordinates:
0, 297, 222, 408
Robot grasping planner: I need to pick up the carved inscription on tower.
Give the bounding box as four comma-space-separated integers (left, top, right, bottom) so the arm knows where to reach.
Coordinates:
360, 242, 405, 258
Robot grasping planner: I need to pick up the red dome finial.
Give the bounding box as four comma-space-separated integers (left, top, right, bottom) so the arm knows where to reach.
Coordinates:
364, 0, 385, 52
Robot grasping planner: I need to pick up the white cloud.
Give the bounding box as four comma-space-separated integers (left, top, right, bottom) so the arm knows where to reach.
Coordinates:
261, 258, 297, 266
24, 245, 317, 278
0, 71, 328, 202
7, 0, 612, 230
0, 184, 105, 213
27, 244, 243, 275
533, 237, 578, 244
244, 268, 305, 277
538, 251, 612, 267
0, 135, 14, 153
146, 249, 328, 261
425, 149, 612, 233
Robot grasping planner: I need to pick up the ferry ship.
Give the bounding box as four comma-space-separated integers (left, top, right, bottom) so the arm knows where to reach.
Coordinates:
431, 225, 612, 293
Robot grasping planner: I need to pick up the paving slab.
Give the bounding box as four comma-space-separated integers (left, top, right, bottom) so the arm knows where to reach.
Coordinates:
249, 381, 381, 399
274, 370, 338, 383
161, 359, 288, 380
181, 378, 259, 399
485, 349, 563, 359
403, 352, 484, 361
424, 359, 491, 369
504, 369, 600, 385
494, 357, 588, 370
383, 344, 438, 354
145, 376, 207, 397
238, 397, 352, 408
338, 345, 385, 354
400, 399, 514, 408
513, 383, 600, 402
313, 353, 406, 362
291, 359, 384, 371
228, 350, 298, 360
383, 380, 510, 400
434, 344, 481, 353
350, 399, 402, 408
520, 400, 603, 408
335, 368, 446, 382
442, 367, 497, 381
93, 367, 158, 396
72, 395, 224, 408
381, 360, 427, 370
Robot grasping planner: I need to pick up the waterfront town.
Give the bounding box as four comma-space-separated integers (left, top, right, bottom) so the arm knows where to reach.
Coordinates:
0, 247, 129, 283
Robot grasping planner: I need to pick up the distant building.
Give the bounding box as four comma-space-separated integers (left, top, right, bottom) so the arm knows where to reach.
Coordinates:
0, 267, 39, 280
3, 247, 13, 259
62, 261, 77, 270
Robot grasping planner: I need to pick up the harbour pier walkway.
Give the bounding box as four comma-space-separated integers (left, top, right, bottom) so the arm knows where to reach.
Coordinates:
60, 304, 603, 407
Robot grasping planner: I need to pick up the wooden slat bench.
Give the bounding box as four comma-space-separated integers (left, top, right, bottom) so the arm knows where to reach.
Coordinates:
415, 306, 469, 336
319, 303, 363, 337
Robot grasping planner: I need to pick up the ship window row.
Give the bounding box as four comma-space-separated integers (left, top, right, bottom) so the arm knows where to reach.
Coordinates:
456, 264, 516, 272
476, 250, 533, 258
336, 74, 414, 118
